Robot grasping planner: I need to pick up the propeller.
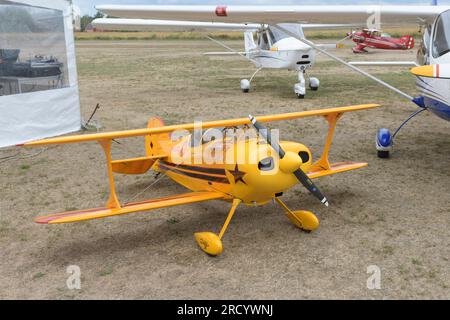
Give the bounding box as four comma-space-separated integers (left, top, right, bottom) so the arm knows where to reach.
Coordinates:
337, 30, 356, 46
249, 115, 329, 207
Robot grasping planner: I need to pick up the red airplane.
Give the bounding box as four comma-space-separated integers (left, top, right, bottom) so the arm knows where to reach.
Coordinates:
348, 29, 415, 53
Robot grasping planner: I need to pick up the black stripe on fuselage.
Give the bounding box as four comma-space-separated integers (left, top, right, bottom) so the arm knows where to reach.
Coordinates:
158, 163, 230, 184
159, 161, 227, 176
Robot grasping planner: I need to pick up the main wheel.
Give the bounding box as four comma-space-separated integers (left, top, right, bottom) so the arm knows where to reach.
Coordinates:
297, 94, 305, 99
194, 232, 223, 256
287, 211, 320, 232
377, 150, 390, 159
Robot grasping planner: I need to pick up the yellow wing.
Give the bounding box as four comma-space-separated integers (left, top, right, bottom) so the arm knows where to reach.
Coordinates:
23, 104, 379, 147
35, 192, 225, 225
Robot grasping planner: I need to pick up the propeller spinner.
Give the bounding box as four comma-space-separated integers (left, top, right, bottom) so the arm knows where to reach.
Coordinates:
249, 115, 329, 207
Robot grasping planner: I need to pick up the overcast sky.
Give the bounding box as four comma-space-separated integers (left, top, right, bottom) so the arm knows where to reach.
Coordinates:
73, 0, 447, 15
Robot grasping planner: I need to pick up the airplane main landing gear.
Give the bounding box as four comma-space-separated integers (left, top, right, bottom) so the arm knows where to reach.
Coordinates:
241, 67, 263, 93
195, 198, 241, 256
376, 107, 426, 159
275, 198, 320, 232
309, 77, 320, 91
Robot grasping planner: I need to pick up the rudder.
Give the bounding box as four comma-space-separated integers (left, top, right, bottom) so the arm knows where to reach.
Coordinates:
146, 117, 171, 157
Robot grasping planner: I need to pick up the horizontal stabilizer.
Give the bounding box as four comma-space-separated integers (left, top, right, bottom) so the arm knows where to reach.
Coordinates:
308, 162, 368, 179
35, 192, 225, 225
112, 155, 166, 175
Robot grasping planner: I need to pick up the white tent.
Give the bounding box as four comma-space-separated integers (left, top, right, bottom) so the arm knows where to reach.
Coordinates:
0, 0, 81, 147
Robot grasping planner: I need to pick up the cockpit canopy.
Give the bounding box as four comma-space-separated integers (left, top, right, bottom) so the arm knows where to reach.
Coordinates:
257, 24, 305, 50
432, 10, 450, 59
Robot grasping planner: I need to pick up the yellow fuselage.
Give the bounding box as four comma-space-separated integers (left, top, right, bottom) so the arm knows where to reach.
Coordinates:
156, 137, 312, 205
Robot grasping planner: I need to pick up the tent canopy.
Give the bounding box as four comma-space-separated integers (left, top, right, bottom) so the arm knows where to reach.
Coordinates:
0, 0, 80, 148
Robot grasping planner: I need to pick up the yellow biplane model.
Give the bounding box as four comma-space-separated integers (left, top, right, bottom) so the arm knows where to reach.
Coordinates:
23, 104, 378, 256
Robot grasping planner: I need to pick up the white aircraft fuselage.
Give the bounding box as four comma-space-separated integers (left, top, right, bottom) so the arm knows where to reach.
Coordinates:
416, 9, 450, 121
247, 37, 315, 71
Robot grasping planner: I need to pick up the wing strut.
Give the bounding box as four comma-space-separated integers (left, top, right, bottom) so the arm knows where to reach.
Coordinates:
307, 111, 368, 179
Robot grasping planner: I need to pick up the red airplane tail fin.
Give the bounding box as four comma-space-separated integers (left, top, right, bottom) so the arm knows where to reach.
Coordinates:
401, 35, 415, 49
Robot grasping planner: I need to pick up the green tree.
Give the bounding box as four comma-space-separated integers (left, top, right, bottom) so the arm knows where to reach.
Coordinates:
80, 11, 104, 32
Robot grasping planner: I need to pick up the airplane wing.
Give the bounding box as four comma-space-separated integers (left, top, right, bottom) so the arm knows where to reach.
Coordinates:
92, 18, 260, 32
411, 64, 450, 79
96, 5, 450, 25
22, 104, 380, 147
35, 192, 225, 224
93, 18, 354, 32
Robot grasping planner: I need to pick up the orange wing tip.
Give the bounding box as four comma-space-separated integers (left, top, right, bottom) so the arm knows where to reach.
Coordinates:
34, 207, 110, 225
34, 192, 225, 225
308, 162, 368, 179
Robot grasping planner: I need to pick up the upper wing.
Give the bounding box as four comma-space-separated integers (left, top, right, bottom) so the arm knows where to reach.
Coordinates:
35, 192, 225, 224
96, 5, 450, 25
22, 104, 380, 147
92, 18, 260, 32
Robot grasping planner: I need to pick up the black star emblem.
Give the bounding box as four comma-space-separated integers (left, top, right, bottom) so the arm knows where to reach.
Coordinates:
228, 164, 247, 185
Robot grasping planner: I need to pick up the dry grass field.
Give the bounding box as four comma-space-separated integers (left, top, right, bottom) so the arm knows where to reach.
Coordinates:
0, 38, 449, 299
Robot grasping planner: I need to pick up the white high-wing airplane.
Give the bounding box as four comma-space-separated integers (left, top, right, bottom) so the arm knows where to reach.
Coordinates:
93, 18, 349, 99
94, 4, 450, 158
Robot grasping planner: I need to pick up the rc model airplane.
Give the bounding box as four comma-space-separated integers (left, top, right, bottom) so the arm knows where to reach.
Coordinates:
347, 29, 415, 54
23, 104, 378, 256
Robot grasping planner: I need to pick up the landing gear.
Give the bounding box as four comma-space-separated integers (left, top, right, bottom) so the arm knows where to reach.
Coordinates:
295, 71, 320, 98
376, 108, 426, 159
376, 128, 393, 159
294, 70, 306, 99
240, 79, 250, 93
241, 67, 263, 93
195, 199, 241, 256
275, 198, 320, 232
309, 77, 320, 91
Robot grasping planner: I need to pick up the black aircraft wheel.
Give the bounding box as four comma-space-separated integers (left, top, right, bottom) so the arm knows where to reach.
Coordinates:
377, 150, 390, 159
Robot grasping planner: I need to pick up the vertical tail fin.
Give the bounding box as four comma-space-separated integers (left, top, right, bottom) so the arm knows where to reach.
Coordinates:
146, 117, 171, 157
244, 31, 257, 52
431, 0, 438, 6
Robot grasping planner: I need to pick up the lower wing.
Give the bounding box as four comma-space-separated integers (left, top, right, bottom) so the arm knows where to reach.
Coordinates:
35, 192, 225, 225
308, 162, 368, 179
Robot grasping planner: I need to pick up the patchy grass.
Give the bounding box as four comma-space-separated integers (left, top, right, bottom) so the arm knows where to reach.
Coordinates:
75, 27, 421, 41
33, 272, 46, 280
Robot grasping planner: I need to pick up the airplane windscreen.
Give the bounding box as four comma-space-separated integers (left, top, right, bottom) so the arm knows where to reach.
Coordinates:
269, 24, 305, 43
432, 10, 450, 58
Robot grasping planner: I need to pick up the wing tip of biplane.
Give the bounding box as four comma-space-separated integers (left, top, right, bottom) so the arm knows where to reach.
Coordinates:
34, 192, 225, 225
